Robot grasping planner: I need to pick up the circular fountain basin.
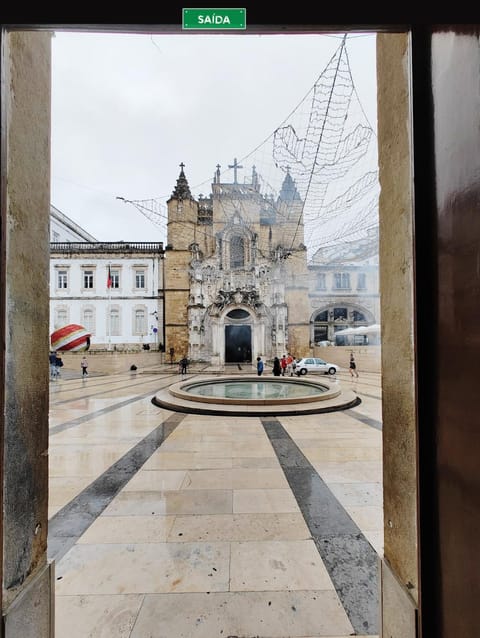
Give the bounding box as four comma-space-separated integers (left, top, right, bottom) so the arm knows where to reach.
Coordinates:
153, 375, 360, 416
172, 376, 336, 405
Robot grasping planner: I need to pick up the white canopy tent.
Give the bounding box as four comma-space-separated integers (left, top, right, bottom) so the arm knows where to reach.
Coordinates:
334, 323, 381, 343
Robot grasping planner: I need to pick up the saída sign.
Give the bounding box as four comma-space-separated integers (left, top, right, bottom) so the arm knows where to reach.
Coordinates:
182, 8, 246, 30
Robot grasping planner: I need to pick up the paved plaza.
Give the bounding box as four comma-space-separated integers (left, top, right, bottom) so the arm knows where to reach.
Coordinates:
49, 364, 383, 638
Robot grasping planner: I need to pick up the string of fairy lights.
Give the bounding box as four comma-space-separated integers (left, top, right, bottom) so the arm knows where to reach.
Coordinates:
119, 34, 379, 265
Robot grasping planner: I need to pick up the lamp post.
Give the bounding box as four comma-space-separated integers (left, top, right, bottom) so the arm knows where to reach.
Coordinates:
150, 310, 159, 351
161, 251, 166, 357
107, 260, 112, 351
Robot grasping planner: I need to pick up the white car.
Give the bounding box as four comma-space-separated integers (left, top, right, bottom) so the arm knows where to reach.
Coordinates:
295, 357, 338, 376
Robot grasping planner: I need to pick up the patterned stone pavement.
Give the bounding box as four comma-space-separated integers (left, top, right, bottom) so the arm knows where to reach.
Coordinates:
49, 367, 382, 638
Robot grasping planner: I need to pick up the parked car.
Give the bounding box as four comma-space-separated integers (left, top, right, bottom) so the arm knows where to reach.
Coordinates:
295, 357, 338, 376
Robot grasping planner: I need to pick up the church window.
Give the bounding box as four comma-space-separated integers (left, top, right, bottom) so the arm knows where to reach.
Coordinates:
57, 270, 68, 289
357, 273, 367, 289
313, 309, 329, 343
55, 307, 68, 327
230, 235, 245, 269
135, 270, 145, 289
109, 308, 120, 336
334, 307, 348, 320
82, 308, 95, 334
314, 324, 329, 343
83, 270, 94, 289
134, 308, 147, 334
110, 269, 120, 289
316, 273, 326, 290
334, 273, 350, 289
353, 310, 366, 322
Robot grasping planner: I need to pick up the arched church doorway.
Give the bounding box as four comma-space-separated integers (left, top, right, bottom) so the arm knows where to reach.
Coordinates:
225, 325, 252, 362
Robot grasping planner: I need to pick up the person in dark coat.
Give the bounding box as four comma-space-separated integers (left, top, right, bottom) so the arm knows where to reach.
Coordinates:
55, 353, 64, 377
272, 356, 281, 376
49, 351, 57, 379
179, 356, 189, 376
349, 352, 359, 378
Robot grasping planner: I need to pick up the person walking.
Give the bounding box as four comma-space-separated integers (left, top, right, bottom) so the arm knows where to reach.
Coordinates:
81, 356, 88, 377
256, 356, 264, 376
280, 355, 287, 376
272, 356, 281, 376
49, 351, 57, 379
55, 353, 64, 378
286, 353, 294, 376
349, 352, 359, 378
179, 355, 189, 377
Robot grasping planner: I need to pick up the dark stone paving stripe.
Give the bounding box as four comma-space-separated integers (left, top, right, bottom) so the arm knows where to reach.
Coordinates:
261, 417, 379, 635
48, 412, 185, 563
345, 408, 383, 431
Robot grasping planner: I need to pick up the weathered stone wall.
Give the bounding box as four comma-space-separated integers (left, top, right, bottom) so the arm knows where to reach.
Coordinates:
2, 30, 54, 636
377, 32, 419, 636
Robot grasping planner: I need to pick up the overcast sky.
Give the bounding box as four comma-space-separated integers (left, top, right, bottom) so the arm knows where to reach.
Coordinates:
51, 30, 377, 244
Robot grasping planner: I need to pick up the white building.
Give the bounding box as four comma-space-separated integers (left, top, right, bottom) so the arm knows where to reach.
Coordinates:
307, 228, 380, 346
50, 241, 165, 351
50, 204, 97, 242
50, 206, 165, 351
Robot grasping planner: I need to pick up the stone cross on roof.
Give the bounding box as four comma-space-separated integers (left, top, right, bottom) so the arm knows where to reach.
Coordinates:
228, 157, 243, 183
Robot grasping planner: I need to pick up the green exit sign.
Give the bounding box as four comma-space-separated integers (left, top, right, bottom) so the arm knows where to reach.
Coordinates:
182, 8, 246, 30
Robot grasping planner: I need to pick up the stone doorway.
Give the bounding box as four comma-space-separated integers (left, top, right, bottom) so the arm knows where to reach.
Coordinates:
225, 325, 252, 363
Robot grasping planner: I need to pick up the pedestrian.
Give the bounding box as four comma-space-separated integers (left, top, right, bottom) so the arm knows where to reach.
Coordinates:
280, 355, 287, 376
286, 352, 294, 376
256, 356, 264, 376
349, 352, 359, 378
49, 351, 57, 379
55, 353, 64, 377
272, 356, 281, 376
179, 355, 188, 377
81, 356, 88, 376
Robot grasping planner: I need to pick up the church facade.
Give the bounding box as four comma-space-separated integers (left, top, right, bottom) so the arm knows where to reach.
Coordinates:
164, 163, 311, 365
49, 167, 380, 361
